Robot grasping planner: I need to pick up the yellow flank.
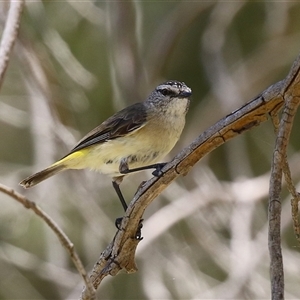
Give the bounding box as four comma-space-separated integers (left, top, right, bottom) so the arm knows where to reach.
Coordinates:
52, 149, 91, 169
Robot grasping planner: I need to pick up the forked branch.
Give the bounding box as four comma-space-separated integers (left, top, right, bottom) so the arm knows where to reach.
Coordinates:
81, 49, 300, 300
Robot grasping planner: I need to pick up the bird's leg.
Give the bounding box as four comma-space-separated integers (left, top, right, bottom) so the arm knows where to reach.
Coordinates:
112, 177, 127, 211
112, 177, 128, 229
113, 178, 144, 240
114, 166, 144, 240
119, 158, 167, 177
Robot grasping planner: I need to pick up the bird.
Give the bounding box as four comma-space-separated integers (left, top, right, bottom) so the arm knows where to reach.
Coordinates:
20, 80, 192, 211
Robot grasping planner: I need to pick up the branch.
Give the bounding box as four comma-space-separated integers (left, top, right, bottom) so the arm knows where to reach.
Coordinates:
0, 184, 96, 300
79, 52, 300, 300
80, 50, 300, 299
268, 54, 300, 300
281, 56, 300, 244
0, 0, 24, 89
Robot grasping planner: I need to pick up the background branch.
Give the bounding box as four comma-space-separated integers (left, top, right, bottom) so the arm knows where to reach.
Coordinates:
0, 0, 24, 89
0, 184, 95, 300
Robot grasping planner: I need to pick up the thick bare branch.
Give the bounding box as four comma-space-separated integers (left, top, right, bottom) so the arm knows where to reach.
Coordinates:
81, 50, 300, 298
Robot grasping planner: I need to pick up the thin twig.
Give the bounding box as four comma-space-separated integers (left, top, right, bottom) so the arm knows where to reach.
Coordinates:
0, 183, 96, 300
0, 0, 24, 89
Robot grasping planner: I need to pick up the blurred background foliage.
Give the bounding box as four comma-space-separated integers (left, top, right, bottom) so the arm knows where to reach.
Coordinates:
1, 1, 300, 299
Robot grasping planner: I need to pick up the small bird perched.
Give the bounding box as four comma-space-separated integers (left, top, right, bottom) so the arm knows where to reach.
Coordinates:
20, 80, 192, 211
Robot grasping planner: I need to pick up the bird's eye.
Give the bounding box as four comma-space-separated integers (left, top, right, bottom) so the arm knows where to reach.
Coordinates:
160, 89, 173, 96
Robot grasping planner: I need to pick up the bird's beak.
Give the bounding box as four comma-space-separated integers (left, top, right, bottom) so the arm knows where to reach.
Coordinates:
179, 89, 192, 98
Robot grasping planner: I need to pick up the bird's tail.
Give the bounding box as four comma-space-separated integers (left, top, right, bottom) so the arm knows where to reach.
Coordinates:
19, 163, 66, 189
